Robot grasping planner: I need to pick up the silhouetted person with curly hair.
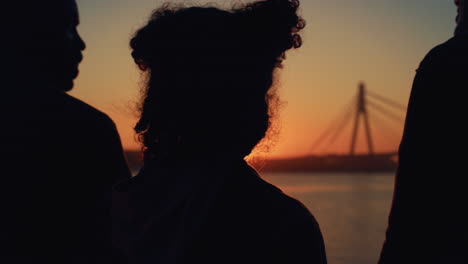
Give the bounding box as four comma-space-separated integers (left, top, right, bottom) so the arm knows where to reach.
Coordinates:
0, 0, 131, 262
112, 0, 327, 263
379, 1, 468, 263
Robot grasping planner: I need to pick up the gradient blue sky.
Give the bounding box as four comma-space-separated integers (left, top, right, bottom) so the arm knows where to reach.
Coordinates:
72, 0, 457, 158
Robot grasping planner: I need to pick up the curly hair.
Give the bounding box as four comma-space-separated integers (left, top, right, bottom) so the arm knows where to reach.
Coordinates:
131, 0, 305, 160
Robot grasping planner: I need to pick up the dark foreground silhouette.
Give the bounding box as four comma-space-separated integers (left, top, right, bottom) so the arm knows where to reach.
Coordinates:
379, 1, 468, 263
112, 0, 327, 263
1, 0, 131, 262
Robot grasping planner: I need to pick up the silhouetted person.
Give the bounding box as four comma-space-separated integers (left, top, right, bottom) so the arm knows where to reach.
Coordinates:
112, 1, 327, 263
379, 1, 468, 263
0, 0, 131, 262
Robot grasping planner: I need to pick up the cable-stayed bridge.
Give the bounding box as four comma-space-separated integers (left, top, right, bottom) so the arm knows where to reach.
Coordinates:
258, 82, 406, 172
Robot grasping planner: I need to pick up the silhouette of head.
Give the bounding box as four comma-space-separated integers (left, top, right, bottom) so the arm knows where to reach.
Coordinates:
7, 0, 85, 92
455, 0, 468, 34
131, 0, 305, 160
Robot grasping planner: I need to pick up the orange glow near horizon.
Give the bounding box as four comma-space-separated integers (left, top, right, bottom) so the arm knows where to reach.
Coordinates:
72, 0, 456, 159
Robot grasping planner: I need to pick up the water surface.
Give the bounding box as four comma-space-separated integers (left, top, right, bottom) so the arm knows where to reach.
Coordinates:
261, 172, 395, 264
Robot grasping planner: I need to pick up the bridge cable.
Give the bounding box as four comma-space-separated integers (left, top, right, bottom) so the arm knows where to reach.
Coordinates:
309, 95, 357, 153
322, 102, 355, 151
367, 97, 406, 123
367, 90, 407, 112
369, 110, 404, 144
367, 100, 406, 124
369, 116, 402, 154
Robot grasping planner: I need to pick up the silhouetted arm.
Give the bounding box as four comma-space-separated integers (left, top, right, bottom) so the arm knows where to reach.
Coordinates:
89, 115, 131, 263
99, 118, 132, 184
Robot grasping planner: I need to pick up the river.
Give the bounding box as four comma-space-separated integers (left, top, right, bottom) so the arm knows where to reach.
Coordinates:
261, 172, 395, 264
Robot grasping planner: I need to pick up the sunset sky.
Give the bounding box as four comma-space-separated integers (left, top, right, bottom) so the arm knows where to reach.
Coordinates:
72, 0, 457, 158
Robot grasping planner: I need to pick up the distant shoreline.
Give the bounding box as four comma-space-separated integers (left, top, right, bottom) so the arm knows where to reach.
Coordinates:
124, 151, 397, 174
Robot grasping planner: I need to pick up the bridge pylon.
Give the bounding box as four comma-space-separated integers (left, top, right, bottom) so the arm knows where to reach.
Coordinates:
350, 82, 374, 156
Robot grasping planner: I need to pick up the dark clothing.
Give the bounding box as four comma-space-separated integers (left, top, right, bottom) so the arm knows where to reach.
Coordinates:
190, 163, 327, 264
379, 35, 468, 263
113, 159, 327, 264
0, 89, 131, 262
